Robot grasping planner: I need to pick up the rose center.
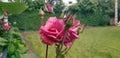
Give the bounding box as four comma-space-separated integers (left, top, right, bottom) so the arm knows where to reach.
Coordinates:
48, 28, 58, 33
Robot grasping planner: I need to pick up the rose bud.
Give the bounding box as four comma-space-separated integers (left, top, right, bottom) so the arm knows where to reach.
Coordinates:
39, 9, 45, 19
45, 3, 53, 13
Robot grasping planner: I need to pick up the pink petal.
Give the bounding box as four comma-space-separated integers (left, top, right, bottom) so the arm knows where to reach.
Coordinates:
3, 25, 11, 30
64, 42, 73, 48
44, 17, 57, 29
46, 3, 53, 12
41, 34, 54, 45
40, 26, 58, 35
51, 20, 64, 32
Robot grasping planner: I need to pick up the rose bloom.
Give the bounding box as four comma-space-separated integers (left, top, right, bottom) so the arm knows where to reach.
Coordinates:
3, 25, 11, 30
39, 17, 64, 45
39, 16, 80, 48
46, 3, 53, 13
64, 20, 80, 48
2, 22, 11, 30
1, 21, 11, 30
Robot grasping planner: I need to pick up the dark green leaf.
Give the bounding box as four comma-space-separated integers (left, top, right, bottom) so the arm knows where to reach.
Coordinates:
0, 2, 28, 14
0, 7, 4, 15
15, 51, 21, 58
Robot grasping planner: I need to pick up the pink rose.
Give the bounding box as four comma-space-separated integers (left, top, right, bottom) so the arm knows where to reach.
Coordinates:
3, 25, 11, 30
39, 16, 80, 48
39, 17, 64, 45
46, 3, 53, 13
64, 20, 80, 48
1, 21, 11, 30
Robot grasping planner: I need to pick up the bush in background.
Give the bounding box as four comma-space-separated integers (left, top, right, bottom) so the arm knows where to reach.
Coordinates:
76, 13, 110, 26
8, 0, 114, 31
9, 10, 40, 31
9, 10, 55, 31
9, 10, 110, 31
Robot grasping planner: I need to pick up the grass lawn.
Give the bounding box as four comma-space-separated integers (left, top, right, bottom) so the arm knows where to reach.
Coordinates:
26, 26, 120, 58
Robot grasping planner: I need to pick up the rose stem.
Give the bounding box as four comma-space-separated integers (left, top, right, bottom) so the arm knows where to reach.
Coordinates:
45, 45, 48, 58
61, 48, 67, 53
56, 45, 60, 58
59, 30, 67, 54
64, 44, 72, 55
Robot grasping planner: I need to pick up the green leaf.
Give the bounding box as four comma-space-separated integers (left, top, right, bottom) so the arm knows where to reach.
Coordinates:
0, 7, 4, 15
0, 42, 7, 46
0, 37, 8, 46
57, 54, 65, 58
0, 37, 8, 42
0, 2, 28, 14
15, 50, 21, 58
8, 43, 15, 54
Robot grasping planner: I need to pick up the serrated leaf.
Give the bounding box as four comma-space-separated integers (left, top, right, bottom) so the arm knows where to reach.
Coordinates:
0, 2, 28, 14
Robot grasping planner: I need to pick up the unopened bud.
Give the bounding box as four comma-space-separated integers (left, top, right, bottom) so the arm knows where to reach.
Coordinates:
45, 3, 53, 13
60, 11, 64, 19
39, 9, 45, 16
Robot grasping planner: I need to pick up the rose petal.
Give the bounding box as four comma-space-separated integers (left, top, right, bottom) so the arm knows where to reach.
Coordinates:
64, 42, 73, 48
41, 34, 54, 45
44, 17, 57, 29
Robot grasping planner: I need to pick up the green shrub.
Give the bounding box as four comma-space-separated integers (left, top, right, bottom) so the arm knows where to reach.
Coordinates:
0, 27, 27, 58
76, 13, 110, 26
9, 10, 57, 31
9, 10, 40, 31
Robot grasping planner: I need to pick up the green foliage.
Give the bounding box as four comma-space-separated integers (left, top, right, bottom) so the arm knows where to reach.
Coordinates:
9, 10, 56, 31
0, 2, 28, 14
0, 37, 8, 47
0, 7, 4, 15
97, 0, 114, 17
68, 4, 80, 14
68, 0, 113, 26
24, 0, 44, 11
0, 27, 28, 58
9, 10, 40, 31
54, 4, 65, 18
69, 0, 96, 15
0, 1, 28, 58
76, 13, 110, 26
7, 0, 118, 31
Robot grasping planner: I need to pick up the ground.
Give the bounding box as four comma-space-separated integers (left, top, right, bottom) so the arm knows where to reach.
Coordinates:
21, 26, 120, 58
